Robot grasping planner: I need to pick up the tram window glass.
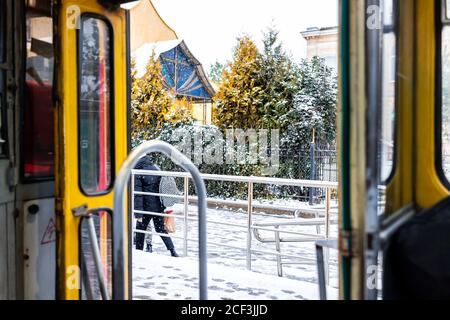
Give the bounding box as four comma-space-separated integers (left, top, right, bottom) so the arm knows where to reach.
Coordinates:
23, 5, 55, 180
380, 0, 397, 183
0, 0, 4, 63
78, 17, 114, 195
0, 0, 6, 156
446, 0, 450, 20
441, 26, 450, 180
80, 211, 112, 300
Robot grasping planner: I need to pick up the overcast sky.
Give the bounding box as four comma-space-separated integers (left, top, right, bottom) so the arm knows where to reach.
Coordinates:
151, 0, 338, 70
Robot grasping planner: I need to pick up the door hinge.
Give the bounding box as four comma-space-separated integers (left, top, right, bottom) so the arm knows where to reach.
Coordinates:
339, 229, 357, 258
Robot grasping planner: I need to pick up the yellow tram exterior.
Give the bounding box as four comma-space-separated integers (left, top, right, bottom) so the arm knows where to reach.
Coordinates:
0, 0, 132, 300
341, 0, 450, 299
56, 0, 130, 300
2, 0, 450, 301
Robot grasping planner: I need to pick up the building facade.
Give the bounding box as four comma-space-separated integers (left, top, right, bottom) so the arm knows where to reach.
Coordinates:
301, 25, 396, 180
301, 26, 338, 71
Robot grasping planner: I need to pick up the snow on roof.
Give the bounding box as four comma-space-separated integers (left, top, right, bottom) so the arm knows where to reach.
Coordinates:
120, 1, 140, 10
301, 26, 338, 39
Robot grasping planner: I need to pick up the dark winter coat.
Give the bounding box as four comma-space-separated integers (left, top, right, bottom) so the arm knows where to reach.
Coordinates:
134, 157, 165, 218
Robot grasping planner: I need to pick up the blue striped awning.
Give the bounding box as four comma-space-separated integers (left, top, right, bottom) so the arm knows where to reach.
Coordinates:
158, 40, 215, 101
134, 39, 215, 101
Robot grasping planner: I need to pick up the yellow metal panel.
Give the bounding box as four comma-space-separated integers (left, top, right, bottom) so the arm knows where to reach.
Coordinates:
348, 0, 366, 300
56, 0, 129, 300
341, 0, 450, 300
415, 0, 449, 209
385, 0, 415, 214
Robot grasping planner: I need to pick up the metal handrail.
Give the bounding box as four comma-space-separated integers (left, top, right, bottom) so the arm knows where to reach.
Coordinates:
72, 206, 111, 300
316, 239, 338, 300
113, 141, 208, 300
131, 169, 338, 279
133, 169, 339, 188
86, 216, 110, 300
133, 189, 338, 216
379, 204, 415, 246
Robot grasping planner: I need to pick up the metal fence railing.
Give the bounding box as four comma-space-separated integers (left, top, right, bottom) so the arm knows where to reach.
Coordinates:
131, 170, 339, 280
279, 145, 337, 204
279, 145, 338, 182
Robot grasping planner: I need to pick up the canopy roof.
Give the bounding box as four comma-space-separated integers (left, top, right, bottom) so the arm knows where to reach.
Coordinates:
133, 39, 215, 101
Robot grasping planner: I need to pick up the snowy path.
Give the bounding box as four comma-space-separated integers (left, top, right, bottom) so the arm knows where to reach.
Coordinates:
133, 251, 338, 300
132, 204, 339, 300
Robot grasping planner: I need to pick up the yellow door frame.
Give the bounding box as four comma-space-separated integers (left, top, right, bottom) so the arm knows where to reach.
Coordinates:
344, 0, 417, 299
415, 0, 450, 209
56, 0, 129, 300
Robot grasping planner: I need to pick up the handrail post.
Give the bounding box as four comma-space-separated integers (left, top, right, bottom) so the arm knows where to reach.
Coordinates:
246, 181, 253, 271
183, 176, 189, 257
131, 173, 135, 250
309, 141, 316, 205
86, 215, 110, 300
275, 226, 282, 277
113, 141, 208, 300
316, 242, 327, 300
325, 188, 331, 239
325, 188, 331, 284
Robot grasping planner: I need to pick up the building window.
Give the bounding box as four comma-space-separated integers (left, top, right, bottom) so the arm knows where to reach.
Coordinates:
324, 56, 337, 71
446, 0, 450, 20
78, 16, 114, 195
22, 5, 55, 180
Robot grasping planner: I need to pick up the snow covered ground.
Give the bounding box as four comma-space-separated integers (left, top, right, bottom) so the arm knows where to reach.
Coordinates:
133, 251, 338, 300
132, 203, 339, 300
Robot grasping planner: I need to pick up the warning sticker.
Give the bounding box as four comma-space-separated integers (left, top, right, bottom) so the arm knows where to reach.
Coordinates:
41, 218, 56, 245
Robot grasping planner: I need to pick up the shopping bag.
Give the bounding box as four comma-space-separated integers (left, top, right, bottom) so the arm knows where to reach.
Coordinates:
164, 210, 176, 233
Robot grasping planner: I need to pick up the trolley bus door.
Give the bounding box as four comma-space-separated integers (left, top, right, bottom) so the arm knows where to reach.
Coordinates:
0, 0, 16, 300
56, 1, 129, 300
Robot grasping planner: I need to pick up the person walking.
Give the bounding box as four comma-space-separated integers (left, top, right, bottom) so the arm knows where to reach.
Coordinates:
134, 155, 180, 257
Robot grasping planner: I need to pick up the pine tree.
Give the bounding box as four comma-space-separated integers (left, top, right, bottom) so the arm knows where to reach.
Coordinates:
208, 61, 226, 83
131, 54, 172, 143
131, 53, 193, 145
257, 28, 300, 129
282, 56, 337, 150
164, 97, 193, 125
213, 36, 263, 129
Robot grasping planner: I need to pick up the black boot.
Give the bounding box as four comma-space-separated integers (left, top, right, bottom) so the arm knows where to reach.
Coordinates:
146, 243, 153, 253
169, 248, 179, 257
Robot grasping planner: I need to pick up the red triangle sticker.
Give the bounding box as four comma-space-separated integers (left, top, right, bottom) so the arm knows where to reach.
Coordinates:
41, 218, 56, 245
